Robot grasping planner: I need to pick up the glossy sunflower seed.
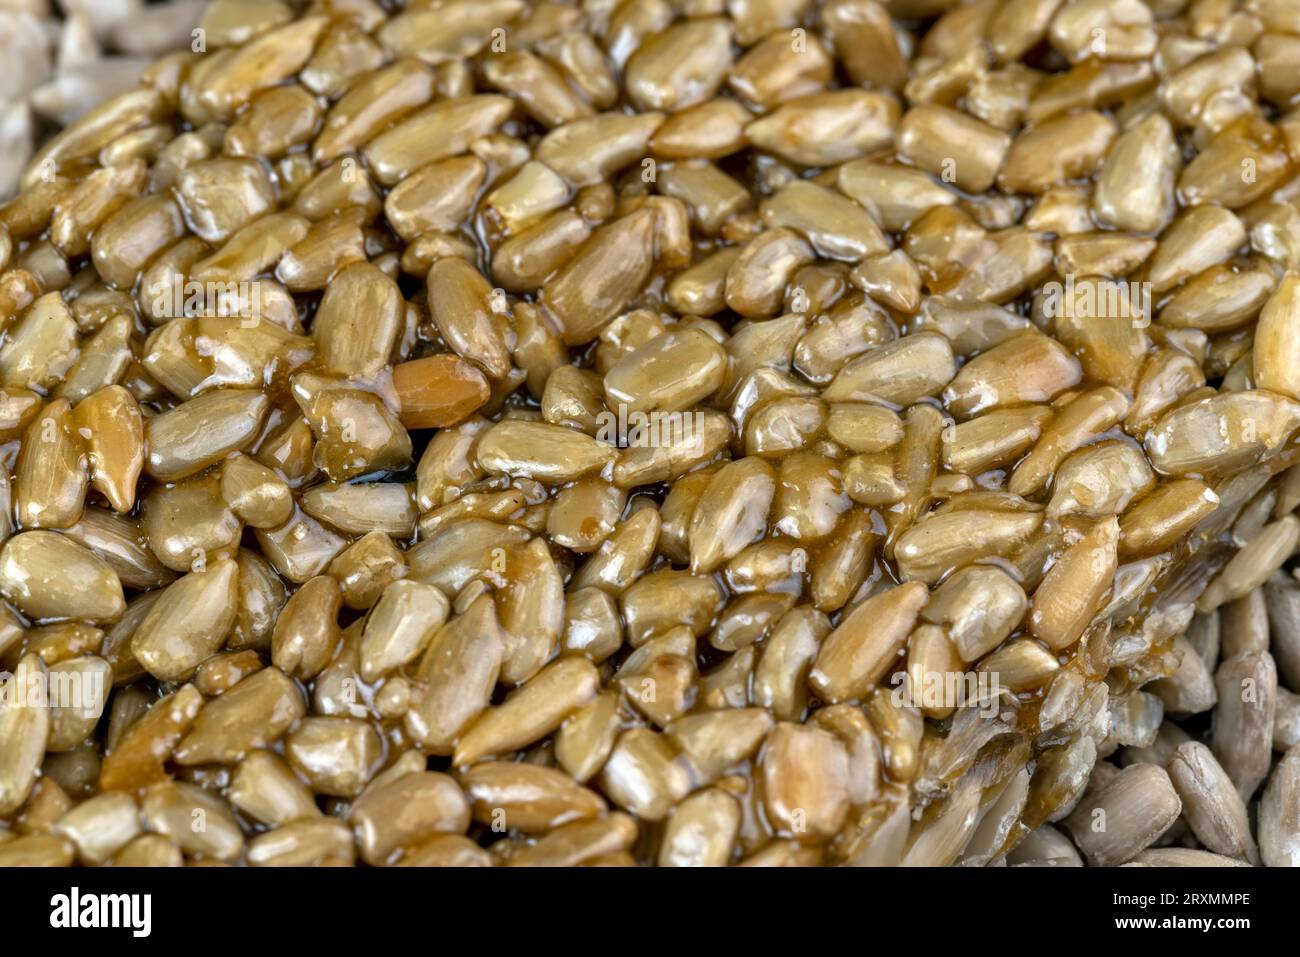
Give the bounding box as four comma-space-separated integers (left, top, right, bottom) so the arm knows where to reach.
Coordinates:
98, 684, 202, 792
404, 594, 503, 755
1198, 517, 1300, 612
301, 481, 416, 539
1029, 518, 1119, 651
220, 453, 294, 530
15, 397, 87, 530
454, 657, 600, 766
894, 504, 1043, 585
604, 328, 728, 416
309, 260, 401, 378
228, 750, 320, 828
312, 58, 434, 163
688, 458, 776, 575
246, 817, 355, 867
809, 581, 929, 704
658, 788, 741, 867
896, 105, 1010, 194
1000, 110, 1116, 195
0, 655, 50, 816
1254, 272, 1300, 400
543, 207, 657, 346
363, 94, 514, 188
0, 531, 125, 624
90, 192, 186, 290
823, 332, 956, 406
761, 180, 889, 263
141, 779, 245, 861
284, 716, 383, 798
1118, 480, 1220, 558
461, 762, 606, 836
50, 160, 148, 258
197, 14, 332, 121
52, 791, 140, 866
175, 157, 276, 244
624, 17, 732, 112
0, 834, 76, 867
111, 834, 183, 868
761, 722, 851, 840
72, 385, 143, 513
145, 388, 269, 482
476, 419, 616, 484
350, 771, 470, 866
130, 558, 239, 682
225, 84, 323, 161
1148, 206, 1248, 295
271, 574, 340, 681
377, 0, 523, 63
0, 271, 55, 351
142, 474, 242, 573
599, 729, 695, 823
359, 580, 448, 683
497, 537, 565, 685
748, 90, 899, 167
5, 0, 1300, 870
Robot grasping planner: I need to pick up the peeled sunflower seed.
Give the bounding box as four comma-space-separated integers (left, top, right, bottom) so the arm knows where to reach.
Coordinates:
5, 0, 1300, 871
130, 559, 239, 682
0, 530, 125, 623
145, 388, 269, 482
1062, 764, 1182, 867
1166, 742, 1259, 864
1212, 650, 1278, 803
1259, 746, 1300, 868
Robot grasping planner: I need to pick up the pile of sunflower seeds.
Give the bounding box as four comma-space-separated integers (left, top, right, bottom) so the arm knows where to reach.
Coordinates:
0, 0, 1299, 867
0, 0, 207, 198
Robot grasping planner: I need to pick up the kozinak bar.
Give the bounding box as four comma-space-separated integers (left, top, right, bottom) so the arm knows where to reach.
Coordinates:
0, 0, 1298, 875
